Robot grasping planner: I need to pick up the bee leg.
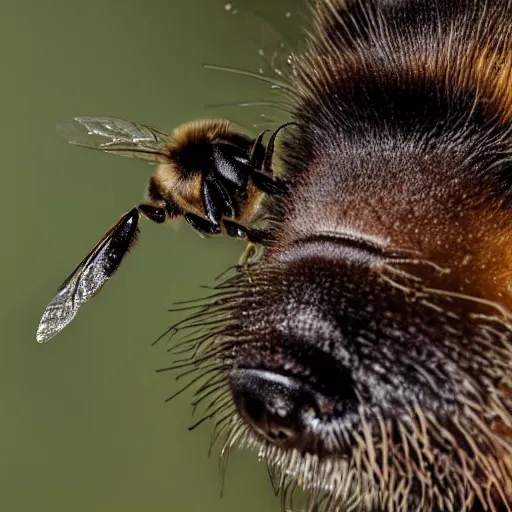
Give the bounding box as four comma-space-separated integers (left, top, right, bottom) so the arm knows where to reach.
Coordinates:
184, 213, 221, 237
251, 171, 288, 196
261, 121, 297, 173
247, 129, 269, 170
164, 198, 183, 219
137, 204, 167, 224
249, 122, 296, 196
223, 219, 273, 244
202, 172, 236, 222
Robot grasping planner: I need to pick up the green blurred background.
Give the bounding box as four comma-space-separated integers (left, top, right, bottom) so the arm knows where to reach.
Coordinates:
1, 1, 302, 510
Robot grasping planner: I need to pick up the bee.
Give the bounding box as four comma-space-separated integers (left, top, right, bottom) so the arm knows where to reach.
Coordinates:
36, 117, 293, 343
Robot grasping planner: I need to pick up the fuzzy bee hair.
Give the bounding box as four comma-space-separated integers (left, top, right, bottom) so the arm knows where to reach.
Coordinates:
169, 1, 512, 512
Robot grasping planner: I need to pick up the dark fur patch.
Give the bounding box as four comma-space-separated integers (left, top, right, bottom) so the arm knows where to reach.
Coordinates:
240, 1, 512, 510
280, 0, 512, 196
176, 2, 512, 511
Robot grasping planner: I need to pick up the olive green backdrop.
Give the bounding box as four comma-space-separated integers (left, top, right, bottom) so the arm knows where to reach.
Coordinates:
1, 1, 302, 511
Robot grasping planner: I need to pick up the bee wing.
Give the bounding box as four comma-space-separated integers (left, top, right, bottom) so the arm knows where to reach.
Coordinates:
57, 116, 170, 162
36, 209, 140, 343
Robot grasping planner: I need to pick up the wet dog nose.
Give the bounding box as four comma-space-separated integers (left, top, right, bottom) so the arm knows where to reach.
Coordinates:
228, 369, 329, 447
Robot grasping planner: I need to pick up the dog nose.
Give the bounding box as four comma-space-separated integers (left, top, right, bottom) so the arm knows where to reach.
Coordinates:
228, 368, 327, 447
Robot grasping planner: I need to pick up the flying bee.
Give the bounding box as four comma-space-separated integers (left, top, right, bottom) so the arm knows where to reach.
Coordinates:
36, 116, 293, 343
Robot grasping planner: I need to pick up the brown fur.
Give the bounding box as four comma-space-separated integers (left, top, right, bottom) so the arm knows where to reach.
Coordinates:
310, 0, 512, 123
151, 119, 235, 216
238, 181, 264, 225
279, 0, 512, 313
174, 2, 512, 512
281, 1, 512, 509
149, 118, 263, 226
273, 3, 512, 508
165, 119, 235, 159
154, 162, 204, 217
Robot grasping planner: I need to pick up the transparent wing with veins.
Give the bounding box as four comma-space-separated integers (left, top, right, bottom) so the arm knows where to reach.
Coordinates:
56, 116, 170, 162
36, 209, 140, 343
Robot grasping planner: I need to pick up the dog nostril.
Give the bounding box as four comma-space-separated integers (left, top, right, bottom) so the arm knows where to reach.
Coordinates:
228, 369, 325, 447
